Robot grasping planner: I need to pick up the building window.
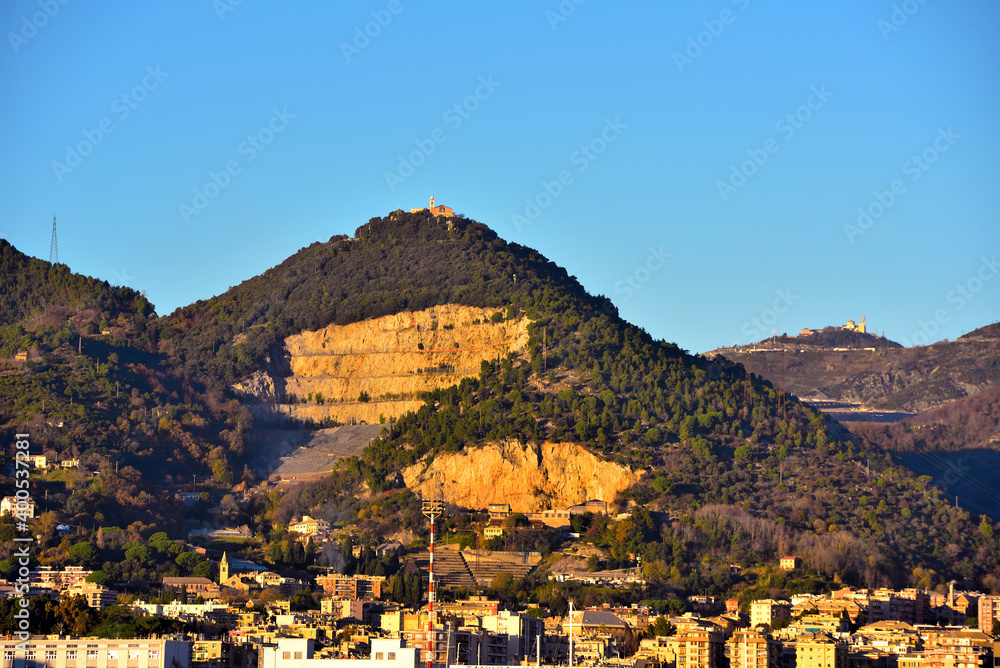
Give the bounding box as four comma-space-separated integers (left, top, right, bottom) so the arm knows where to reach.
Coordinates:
25, 652, 36, 661
376, 653, 384, 660
129, 650, 142, 659
150, 650, 160, 660
68, 651, 79, 661
108, 650, 119, 660
388, 653, 396, 660
294, 652, 302, 660
88, 650, 99, 659
282, 652, 291, 660
47, 651, 58, 661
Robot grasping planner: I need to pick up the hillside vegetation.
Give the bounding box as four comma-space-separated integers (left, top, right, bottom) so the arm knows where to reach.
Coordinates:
2, 212, 999, 601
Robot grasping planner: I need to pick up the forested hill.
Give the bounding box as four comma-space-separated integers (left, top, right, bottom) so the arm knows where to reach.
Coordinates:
153, 210, 622, 384
3, 212, 999, 594
0, 239, 153, 330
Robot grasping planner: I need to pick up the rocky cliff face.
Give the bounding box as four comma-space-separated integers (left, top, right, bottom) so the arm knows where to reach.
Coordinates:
402, 441, 640, 512
235, 305, 530, 424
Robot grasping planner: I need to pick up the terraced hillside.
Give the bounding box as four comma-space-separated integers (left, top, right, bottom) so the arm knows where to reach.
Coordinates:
235, 305, 529, 424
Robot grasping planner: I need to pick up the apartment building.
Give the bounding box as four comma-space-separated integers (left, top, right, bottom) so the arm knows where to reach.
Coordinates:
751, 600, 792, 629
314, 575, 384, 600
672, 617, 726, 668
726, 629, 783, 668
796, 632, 848, 668
0, 636, 190, 668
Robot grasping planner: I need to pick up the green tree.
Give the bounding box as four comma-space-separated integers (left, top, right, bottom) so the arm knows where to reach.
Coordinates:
86, 571, 111, 586
68, 541, 99, 567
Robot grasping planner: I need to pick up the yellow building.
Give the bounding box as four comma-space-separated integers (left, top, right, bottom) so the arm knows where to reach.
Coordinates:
751, 600, 791, 629
844, 316, 867, 334
726, 629, 782, 668
673, 618, 726, 668
796, 632, 847, 668
484, 526, 504, 539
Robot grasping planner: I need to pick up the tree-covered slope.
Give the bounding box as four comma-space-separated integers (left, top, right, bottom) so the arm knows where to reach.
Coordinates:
0, 239, 153, 330
153, 211, 614, 385
2, 212, 998, 598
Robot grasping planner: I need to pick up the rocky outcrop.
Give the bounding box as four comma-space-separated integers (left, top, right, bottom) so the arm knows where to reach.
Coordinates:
234, 304, 531, 424
233, 370, 278, 401
402, 441, 640, 512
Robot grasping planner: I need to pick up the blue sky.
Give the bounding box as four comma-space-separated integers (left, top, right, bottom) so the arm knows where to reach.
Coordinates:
1, 1, 997, 353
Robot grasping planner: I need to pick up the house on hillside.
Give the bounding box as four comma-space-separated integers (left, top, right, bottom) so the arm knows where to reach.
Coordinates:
568, 500, 608, 516
1, 496, 34, 518
780, 556, 800, 570
289, 515, 330, 535
161, 576, 221, 599
488, 503, 511, 523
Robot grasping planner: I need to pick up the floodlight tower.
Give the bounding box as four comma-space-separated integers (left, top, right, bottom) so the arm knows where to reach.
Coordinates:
421, 498, 445, 668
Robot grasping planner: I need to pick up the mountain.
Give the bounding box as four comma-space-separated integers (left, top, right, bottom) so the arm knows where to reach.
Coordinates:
707, 332, 1000, 414
2, 210, 999, 598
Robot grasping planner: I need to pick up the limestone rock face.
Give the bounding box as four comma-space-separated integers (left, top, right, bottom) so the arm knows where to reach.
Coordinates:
402, 441, 640, 512
235, 304, 530, 424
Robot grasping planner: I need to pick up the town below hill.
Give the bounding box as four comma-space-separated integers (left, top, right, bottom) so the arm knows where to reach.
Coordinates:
4, 543, 999, 668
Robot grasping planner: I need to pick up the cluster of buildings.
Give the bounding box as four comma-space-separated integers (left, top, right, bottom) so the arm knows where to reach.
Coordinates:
484, 499, 609, 538
633, 586, 1000, 668
800, 317, 868, 337
5, 558, 1000, 668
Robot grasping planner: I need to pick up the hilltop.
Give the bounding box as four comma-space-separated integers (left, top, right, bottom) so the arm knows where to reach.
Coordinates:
708, 331, 1000, 414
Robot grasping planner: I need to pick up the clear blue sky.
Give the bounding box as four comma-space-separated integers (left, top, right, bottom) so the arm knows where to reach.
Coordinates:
1, 1, 997, 353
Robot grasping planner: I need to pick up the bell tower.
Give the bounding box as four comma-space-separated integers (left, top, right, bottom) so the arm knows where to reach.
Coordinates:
219, 551, 229, 584
429, 196, 435, 210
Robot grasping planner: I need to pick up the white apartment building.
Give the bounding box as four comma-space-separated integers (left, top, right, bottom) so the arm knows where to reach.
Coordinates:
0, 637, 190, 668
260, 638, 418, 668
